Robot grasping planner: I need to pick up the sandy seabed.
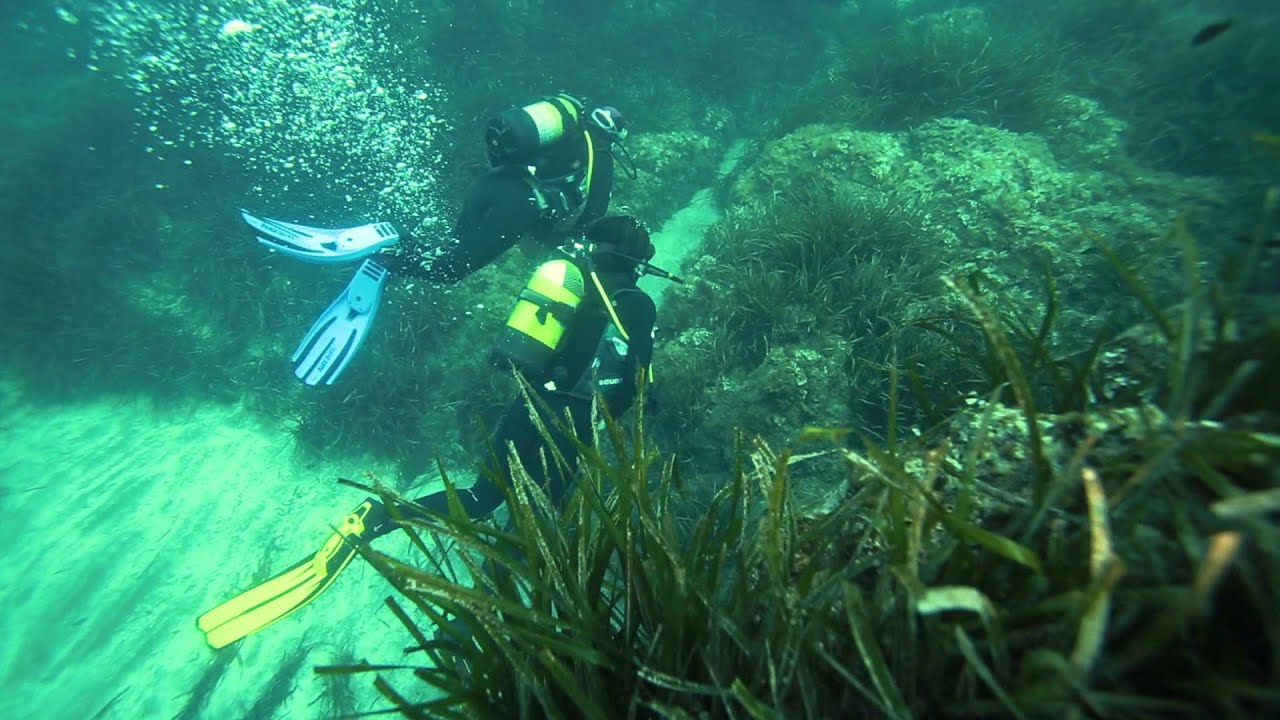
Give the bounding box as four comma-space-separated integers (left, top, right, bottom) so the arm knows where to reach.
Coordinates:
0, 379, 429, 719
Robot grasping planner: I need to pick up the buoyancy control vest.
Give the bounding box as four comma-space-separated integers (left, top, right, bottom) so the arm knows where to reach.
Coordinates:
563, 288, 647, 400
527, 127, 596, 236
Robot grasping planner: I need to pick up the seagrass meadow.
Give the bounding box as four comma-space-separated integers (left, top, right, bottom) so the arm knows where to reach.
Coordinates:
0, 1, 1276, 718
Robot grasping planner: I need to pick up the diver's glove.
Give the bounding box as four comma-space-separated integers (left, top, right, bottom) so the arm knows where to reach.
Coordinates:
292, 258, 390, 386
243, 209, 399, 264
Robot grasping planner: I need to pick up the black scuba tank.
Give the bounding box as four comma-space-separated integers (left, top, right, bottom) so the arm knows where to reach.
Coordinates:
484, 94, 584, 167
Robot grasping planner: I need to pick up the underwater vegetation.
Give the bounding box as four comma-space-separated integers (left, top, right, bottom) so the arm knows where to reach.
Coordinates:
329, 194, 1280, 718
781, 0, 1278, 192
793, 5, 1068, 133
1024, 0, 1279, 182
652, 101, 1228, 474
654, 182, 939, 469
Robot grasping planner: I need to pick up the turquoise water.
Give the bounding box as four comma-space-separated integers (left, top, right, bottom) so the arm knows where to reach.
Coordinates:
1, 1, 1276, 717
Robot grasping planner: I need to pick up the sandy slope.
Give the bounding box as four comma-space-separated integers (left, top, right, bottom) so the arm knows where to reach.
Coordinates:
0, 380, 431, 719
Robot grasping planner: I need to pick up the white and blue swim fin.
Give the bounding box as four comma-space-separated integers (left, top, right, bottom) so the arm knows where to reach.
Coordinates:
243, 209, 399, 264
292, 259, 390, 386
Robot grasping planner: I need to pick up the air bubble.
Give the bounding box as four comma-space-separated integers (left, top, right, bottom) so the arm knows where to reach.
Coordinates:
80, 0, 451, 222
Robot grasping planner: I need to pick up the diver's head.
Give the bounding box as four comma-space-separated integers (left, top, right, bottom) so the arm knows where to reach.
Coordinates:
585, 214, 653, 275
589, 105, 627, 142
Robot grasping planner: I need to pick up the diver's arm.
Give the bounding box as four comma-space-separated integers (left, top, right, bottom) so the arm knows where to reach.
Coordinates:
384, 167, 543, 282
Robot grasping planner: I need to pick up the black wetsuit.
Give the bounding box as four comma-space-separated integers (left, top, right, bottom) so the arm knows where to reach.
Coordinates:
353, 123, 624, 545
385, 125, 615, 282
365, 266, 656, 538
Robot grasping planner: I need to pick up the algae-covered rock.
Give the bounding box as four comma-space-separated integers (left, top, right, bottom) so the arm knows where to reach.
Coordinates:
698, 343, 852, 464
730, 115, 1226, 311
904, 4, 991, 44
620, 130, 723, 224
936, 398, 1171, 519
1041, 94, 1130, 168
729, 124, 909, 208
658, 104, 1235, 467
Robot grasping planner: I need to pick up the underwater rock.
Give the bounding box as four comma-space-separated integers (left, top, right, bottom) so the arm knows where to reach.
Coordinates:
700, 343, 852, 459
219, 19, 258, 36
621, 130, 723, 223
904, 4, 992, 44
1042, 94, 1130, 168
943, 398, 1169, 514
730, 117, 1226, 311
729, 123, 908, 208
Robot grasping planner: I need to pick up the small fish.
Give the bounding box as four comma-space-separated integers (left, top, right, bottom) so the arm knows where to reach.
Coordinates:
1234, 232, 1280, 249
1191, 19, 1233, 46
796, 426, 853, 444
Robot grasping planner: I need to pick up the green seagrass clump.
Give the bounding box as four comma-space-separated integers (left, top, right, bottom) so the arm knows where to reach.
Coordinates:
322, 198, 1279, 718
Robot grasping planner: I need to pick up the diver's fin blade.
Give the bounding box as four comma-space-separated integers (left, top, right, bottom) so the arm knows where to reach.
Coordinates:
198, 559, 320, 648
197, 557, 315, 634
295, 323, 357, 387
198, 545, 360, 649
254, 235, 353, 264
290, 259, 390, 386
196, 500, 382, 648
291, 312, 352, 386
203, 581, 319, 649
244, 209, 400, 264
242, 210, 342, 238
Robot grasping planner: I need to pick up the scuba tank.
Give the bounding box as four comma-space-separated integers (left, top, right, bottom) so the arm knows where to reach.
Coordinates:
484, 94, 584, 167
496, 235, 681, 385
495, 258, 586, 376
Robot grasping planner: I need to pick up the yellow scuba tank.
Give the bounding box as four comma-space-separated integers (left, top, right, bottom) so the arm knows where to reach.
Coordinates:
496, 258, 587, 375
484, 94, 584, 167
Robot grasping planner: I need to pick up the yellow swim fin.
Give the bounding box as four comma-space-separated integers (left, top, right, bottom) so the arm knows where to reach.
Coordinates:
197, 499, 386, 649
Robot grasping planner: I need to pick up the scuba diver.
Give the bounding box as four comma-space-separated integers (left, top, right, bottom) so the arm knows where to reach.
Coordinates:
243, 93, 637, 385
198, 214, 680, 649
